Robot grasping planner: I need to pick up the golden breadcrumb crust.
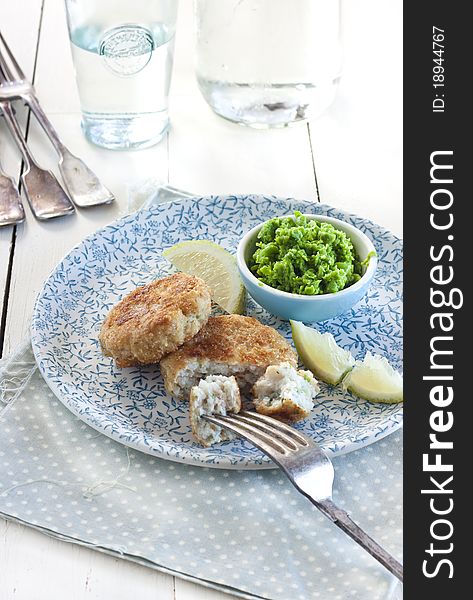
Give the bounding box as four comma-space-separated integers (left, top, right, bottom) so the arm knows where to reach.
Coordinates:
254, 399, 310, 423
160, 315, 297, 390
99, 273, 211, 367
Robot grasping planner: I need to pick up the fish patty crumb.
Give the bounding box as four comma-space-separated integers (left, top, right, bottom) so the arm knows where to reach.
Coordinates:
189, 375, 241, 447
252, 362, 320, 422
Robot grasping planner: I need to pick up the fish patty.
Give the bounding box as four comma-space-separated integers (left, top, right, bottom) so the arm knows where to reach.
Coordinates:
99, 273, 212, 367
252, 362, 320, 423
160, 314, 297, 398
189, 375, 241, 447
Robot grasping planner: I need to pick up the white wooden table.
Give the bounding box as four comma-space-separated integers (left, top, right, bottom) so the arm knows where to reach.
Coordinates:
0, 1, 402, 598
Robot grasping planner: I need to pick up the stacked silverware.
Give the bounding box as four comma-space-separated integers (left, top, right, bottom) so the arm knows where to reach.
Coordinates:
0, 31, 114, 227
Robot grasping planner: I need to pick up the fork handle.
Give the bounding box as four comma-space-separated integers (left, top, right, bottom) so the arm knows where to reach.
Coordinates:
0, 100, 74, 219
0, 168, 25, 226
24, 94, 114, 207
315, 498, 403, 582
24, 94, 67, 155
1, 100, 36, 169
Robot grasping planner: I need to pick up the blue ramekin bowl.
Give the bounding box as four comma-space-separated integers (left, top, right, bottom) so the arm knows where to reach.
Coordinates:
236, 214, 378, 322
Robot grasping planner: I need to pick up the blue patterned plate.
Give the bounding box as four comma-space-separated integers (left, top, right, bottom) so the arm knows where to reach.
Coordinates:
31, 195, 403, 469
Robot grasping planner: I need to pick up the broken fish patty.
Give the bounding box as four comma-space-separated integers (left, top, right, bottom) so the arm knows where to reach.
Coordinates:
189, 375, 241, 447
252, 362, 320, 423
160, 314, 297, 399
99, 273, 212, 367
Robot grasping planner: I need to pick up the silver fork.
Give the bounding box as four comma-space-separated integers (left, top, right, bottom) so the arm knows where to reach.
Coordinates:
0, 31, 114, 208
204, 410, 403, 582
0, 95, 75, 220
0, 149, 25, 226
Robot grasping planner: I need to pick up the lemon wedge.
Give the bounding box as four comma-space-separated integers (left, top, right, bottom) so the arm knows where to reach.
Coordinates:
290, 320, 355, 385
163, 240, 246, 314
342, 352, 403, 404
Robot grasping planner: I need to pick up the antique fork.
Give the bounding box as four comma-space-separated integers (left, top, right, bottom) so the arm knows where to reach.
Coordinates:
0, 105, 76, 221
0, 84, 75, 220
0, 147, 25, 226
0, 31, 114, 208
203, 410, 403, 582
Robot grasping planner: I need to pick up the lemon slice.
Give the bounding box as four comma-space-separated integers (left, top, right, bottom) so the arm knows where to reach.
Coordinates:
290, 320, 355, 385
342, 352, 403, 403
163, 240, 246, 314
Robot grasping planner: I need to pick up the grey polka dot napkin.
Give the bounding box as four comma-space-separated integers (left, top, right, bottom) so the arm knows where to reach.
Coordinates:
0, 341, 402, 600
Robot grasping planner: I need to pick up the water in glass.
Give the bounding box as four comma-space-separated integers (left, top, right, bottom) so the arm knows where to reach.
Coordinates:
65, 0, 178, 149
194, 0, 342, 128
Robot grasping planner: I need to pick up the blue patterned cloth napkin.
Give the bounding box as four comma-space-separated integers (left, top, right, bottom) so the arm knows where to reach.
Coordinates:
0, 341, 402, 600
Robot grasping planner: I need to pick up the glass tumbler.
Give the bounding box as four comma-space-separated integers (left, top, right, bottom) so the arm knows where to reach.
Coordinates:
64, 0, 179, 149
194, 0, 342, 128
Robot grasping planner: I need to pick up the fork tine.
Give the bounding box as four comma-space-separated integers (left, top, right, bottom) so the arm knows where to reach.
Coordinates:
203, 414, 290, 456
239, 411, 312, 446
231, 413, 300, 450
0, 31, 25, 81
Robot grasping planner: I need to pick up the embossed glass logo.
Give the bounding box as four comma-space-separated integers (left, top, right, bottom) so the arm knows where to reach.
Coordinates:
100, 25, 154, 76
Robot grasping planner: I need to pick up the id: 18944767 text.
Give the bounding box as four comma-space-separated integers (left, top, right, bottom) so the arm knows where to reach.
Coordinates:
432, 26, 446, 113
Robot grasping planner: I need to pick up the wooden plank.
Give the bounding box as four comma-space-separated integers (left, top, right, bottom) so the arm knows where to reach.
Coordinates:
0, 0, 44, 356
168, 1, 318, 200
0, 521, 174, 600
308, 0, 403, 237
175, 578, 232, 600
168, 94, 317, 200
30, 0, 80, 115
